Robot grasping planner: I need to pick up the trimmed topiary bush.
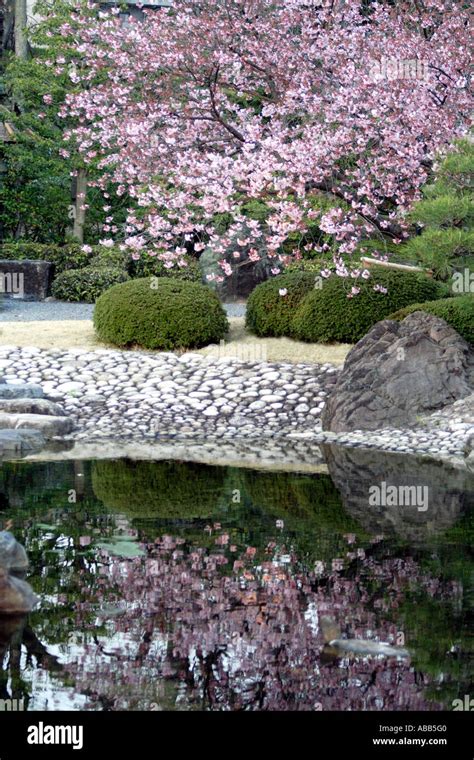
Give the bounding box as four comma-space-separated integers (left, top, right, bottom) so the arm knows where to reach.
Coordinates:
94, 277, 229, 350
387, 295, 474, 344
292, 268, 450, 344
51, 266, 129, 303
246, 272, 316, 337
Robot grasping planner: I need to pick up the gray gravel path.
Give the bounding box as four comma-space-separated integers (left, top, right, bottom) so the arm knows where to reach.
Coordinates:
0, 299, 246, 321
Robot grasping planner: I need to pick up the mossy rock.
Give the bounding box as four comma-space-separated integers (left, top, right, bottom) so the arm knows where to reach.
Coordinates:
292, 268, 450, 344
93, 277, 229, 350
245, 272, 316, 337
388, 295, 474, 344
91, 460, 228, 519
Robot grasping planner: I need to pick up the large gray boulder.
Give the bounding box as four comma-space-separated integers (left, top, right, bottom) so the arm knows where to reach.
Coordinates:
322, 312, 473, 433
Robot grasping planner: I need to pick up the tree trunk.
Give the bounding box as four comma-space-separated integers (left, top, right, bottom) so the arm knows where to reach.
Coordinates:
72, 169, 87, 244
14, 0, 27, 59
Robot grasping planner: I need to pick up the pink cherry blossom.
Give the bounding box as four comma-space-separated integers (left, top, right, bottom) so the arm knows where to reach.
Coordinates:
56, 0, 471, 276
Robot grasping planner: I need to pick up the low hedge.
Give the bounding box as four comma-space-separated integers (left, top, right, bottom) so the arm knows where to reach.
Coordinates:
0, 242, 93, 274
0, 242, 201, 283
246, 271, 316, 337
387, 295, 474, 344
93, 277, 229, 350
51, 266, 129, 303
292, 268, 450, 344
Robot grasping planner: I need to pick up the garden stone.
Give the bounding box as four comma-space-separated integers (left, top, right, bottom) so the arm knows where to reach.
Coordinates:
56, 381, 85, 393
0, 259, 52, 301
0, 413, 73, 438
322, 312, 474, 433
0, 568, 39, 614
0, 383, 44, 399
0, 398, 65, 416
203, 406, 219, 416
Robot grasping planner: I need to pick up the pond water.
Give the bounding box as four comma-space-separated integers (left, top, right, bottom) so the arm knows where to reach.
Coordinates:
0, 447, 472, 712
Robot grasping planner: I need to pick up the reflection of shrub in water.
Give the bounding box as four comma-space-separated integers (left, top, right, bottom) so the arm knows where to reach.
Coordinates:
243, 470, 359, 527
242, 470, 367, 560
91, 460, 228, 518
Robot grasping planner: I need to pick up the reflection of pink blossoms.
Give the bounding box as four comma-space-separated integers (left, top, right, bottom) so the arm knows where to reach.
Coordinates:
64, 530, 457, 711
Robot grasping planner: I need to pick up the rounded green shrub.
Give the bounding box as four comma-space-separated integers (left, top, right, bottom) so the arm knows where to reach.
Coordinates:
91, 460, 227, 518
93, 277, 229, 350
51, 266, 129, 303
292, 268, 450, 344
387, 295, 474, 344
246, 272, 316, 337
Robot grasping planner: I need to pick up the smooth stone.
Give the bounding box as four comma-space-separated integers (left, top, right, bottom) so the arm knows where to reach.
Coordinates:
56, 382, 85, 393
203, 406, 219, 416
0, 383, 44, 399
0, 413, 73, 438
0, 428, 45, 452
0, 398, 65, 416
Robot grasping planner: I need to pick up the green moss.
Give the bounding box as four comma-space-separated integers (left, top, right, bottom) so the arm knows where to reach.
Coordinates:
387, 295, 474, 344
93, 277, 229, 350
245, 272, 316, 337
292, 268, 450, 344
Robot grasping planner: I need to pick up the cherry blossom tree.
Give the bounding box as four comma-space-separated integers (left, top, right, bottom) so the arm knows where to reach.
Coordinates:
58, 0, 471, 280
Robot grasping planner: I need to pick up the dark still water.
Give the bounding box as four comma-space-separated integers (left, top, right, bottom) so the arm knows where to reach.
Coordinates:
0, 448, 472, 711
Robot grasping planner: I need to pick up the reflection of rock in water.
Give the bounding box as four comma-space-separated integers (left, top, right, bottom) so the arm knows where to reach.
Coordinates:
322, 445, 474, 540
320, 616, 409, 660
0, 614, 26, 656
0, 532, 38, 615
0, 531, 29, 574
